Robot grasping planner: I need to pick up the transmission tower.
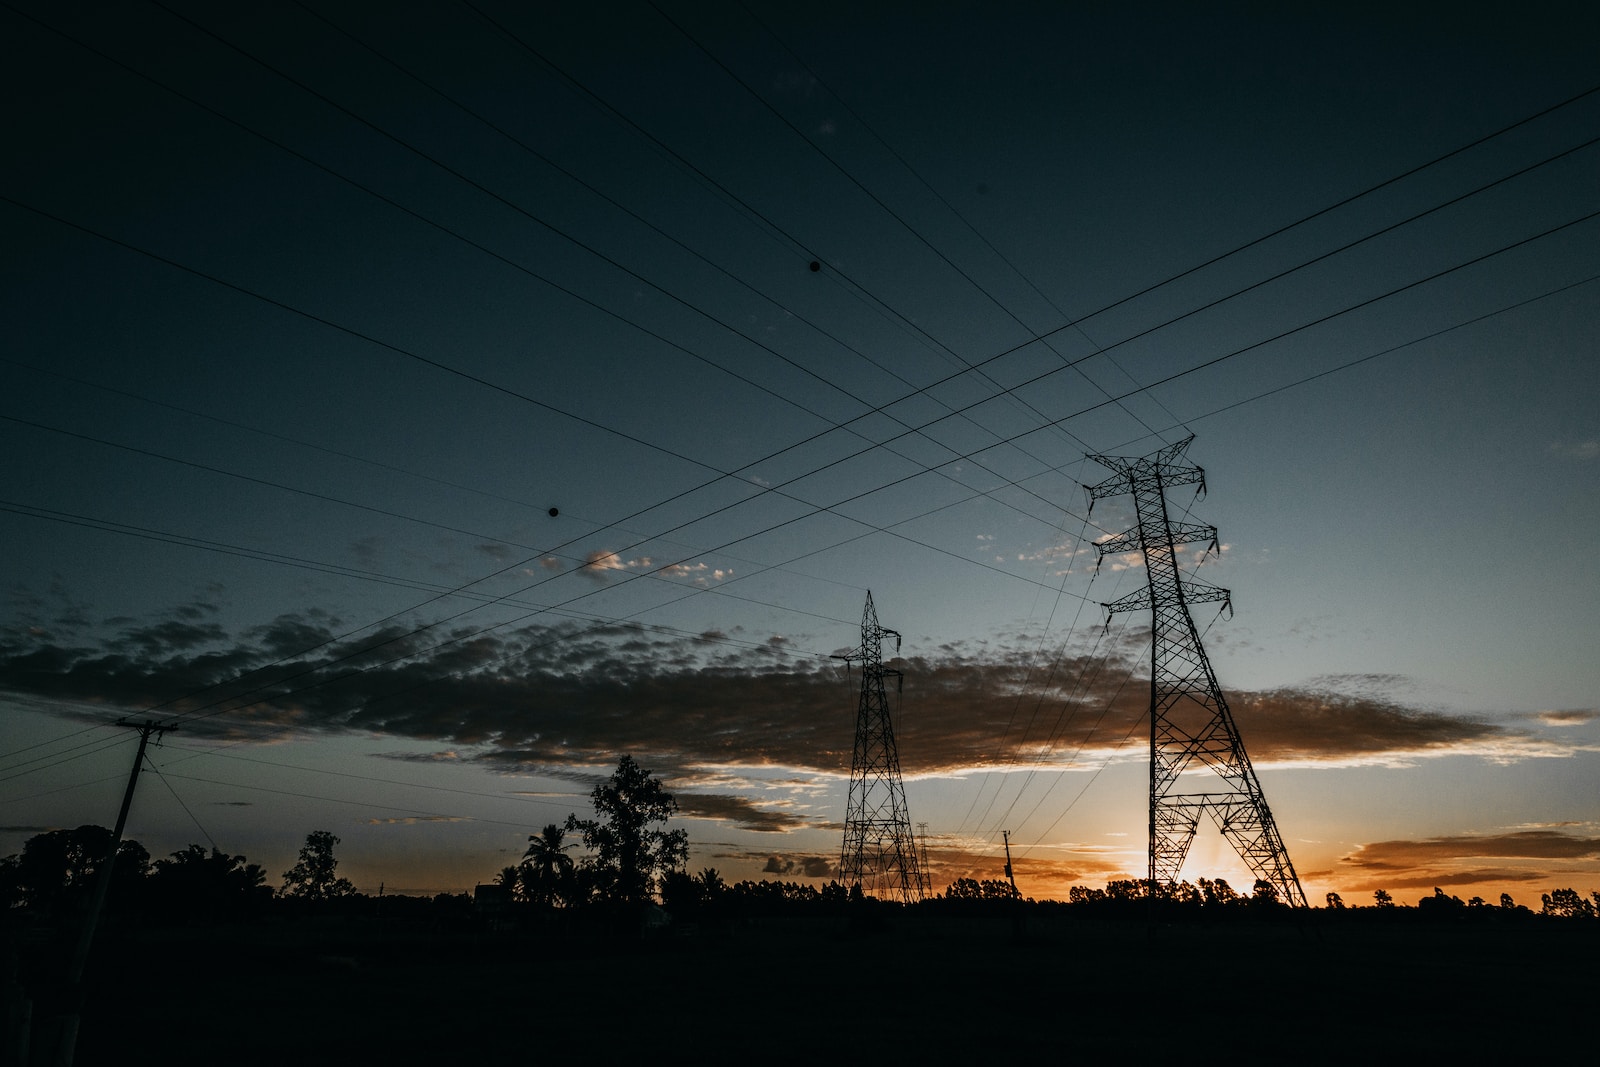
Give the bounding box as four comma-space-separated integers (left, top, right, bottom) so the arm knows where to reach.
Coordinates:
1085, 436, 1307, 907
835, 592, 924, 903
916, 821, 934, 896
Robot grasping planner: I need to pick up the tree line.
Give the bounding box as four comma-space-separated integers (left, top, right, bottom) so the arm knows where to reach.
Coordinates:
0, 825, 363, 924
5, 754, 1597, 924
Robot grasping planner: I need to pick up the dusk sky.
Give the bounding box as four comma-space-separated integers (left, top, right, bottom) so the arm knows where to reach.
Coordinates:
4, 1, 1597, 905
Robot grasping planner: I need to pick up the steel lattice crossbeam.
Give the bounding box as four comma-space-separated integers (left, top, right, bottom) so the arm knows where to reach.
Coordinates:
836, 592, 924, 903
1086, 436, 1307, 907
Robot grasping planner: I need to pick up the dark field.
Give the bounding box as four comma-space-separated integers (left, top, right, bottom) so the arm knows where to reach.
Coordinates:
18, 909, 1590, 1064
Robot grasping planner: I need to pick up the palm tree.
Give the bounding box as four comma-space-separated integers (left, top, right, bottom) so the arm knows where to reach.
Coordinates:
695, 867, 725, 901
520, 823, 576, 907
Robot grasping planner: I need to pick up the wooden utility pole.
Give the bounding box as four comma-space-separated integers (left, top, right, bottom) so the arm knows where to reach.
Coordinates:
1002, 830, 1025, 941
50, 719, 173, 1065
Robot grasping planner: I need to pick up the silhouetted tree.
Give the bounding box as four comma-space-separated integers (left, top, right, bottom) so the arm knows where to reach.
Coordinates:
1104, 878, 1148, 902
148, 845, 269, 921
943, 877, 1020, 901
1168, 880, 1203, 906
1373, 889, 1394, 907
659, 869, 696, 915
1325, 891, 1345, 909
519, 823, 576, 907
281, 831, 355, 901
1417, 887, 1466, 917
5, 826, 148, 915
1248, 879, 1284, 908
0, 855, 20, 910
723, 878, 833, 910
660, 868, 730, 919
695, 866, 726, 901
565, 756, 688, 905
1540, 887, 1595, 918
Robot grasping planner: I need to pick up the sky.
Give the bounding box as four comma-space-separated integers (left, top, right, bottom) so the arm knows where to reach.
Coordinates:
3, 1, 1597, 905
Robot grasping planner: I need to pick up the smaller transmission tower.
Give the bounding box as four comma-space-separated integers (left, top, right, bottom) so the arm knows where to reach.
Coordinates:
836, 592, 924, 903
916, 821, 934, 896
1086, 436, 1307, 907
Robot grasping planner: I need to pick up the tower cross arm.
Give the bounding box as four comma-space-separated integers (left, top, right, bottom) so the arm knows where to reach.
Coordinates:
1156, 465, 1207, 494
1102, 586, 1154, 618
1094, 521, 1218, 562
1085, 435, 1207, 503
1093, 530, 1142, 558
1165, 521, 1219, 549
1179, 578, 1232, 609
1084, 469, 1133, 502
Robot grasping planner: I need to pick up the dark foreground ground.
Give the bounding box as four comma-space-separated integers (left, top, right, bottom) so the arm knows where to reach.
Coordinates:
15, 908, 1597, 1064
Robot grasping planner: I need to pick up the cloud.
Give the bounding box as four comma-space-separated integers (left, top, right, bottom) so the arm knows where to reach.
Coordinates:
673, 792, 814, 833
1329, 830, 1600, 893
1227, 687, 1503, 765
578, 550, 660, 581
761, 854, 834, 878
0, 607, 1571, 788
111, 610, 227, 658
1548, 438, 1599, 460
1536, 709, 1598, 726
245, 609, 343, 659
656, 561, 733, 586
580, 550, 628, 576
1344, 830, 1600, 868
374, 749, 463, 763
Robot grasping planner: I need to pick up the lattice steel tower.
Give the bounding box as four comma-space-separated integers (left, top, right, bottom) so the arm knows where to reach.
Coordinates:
836, 592, 924, 902
1086, 436, 1307, 907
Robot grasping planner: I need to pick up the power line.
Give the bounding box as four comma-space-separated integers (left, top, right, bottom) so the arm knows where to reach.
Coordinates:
9, 206, 1592, 761
160, 743, 589, 815
25, 249, 1588, 838
7, 1, 1585, 629
1164, 273, 1600, 436
153, 770, 577, 833
736, 0, 1189, 438
6, 0, 1124, 550
7, 189, 1590, 788
6, 4, 1593, 857
146, 755, 219, 853
0, 730, 134, 785
137, 0, 1099, 529
653, 0, 1176, 447
0, 190, 1109, 637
